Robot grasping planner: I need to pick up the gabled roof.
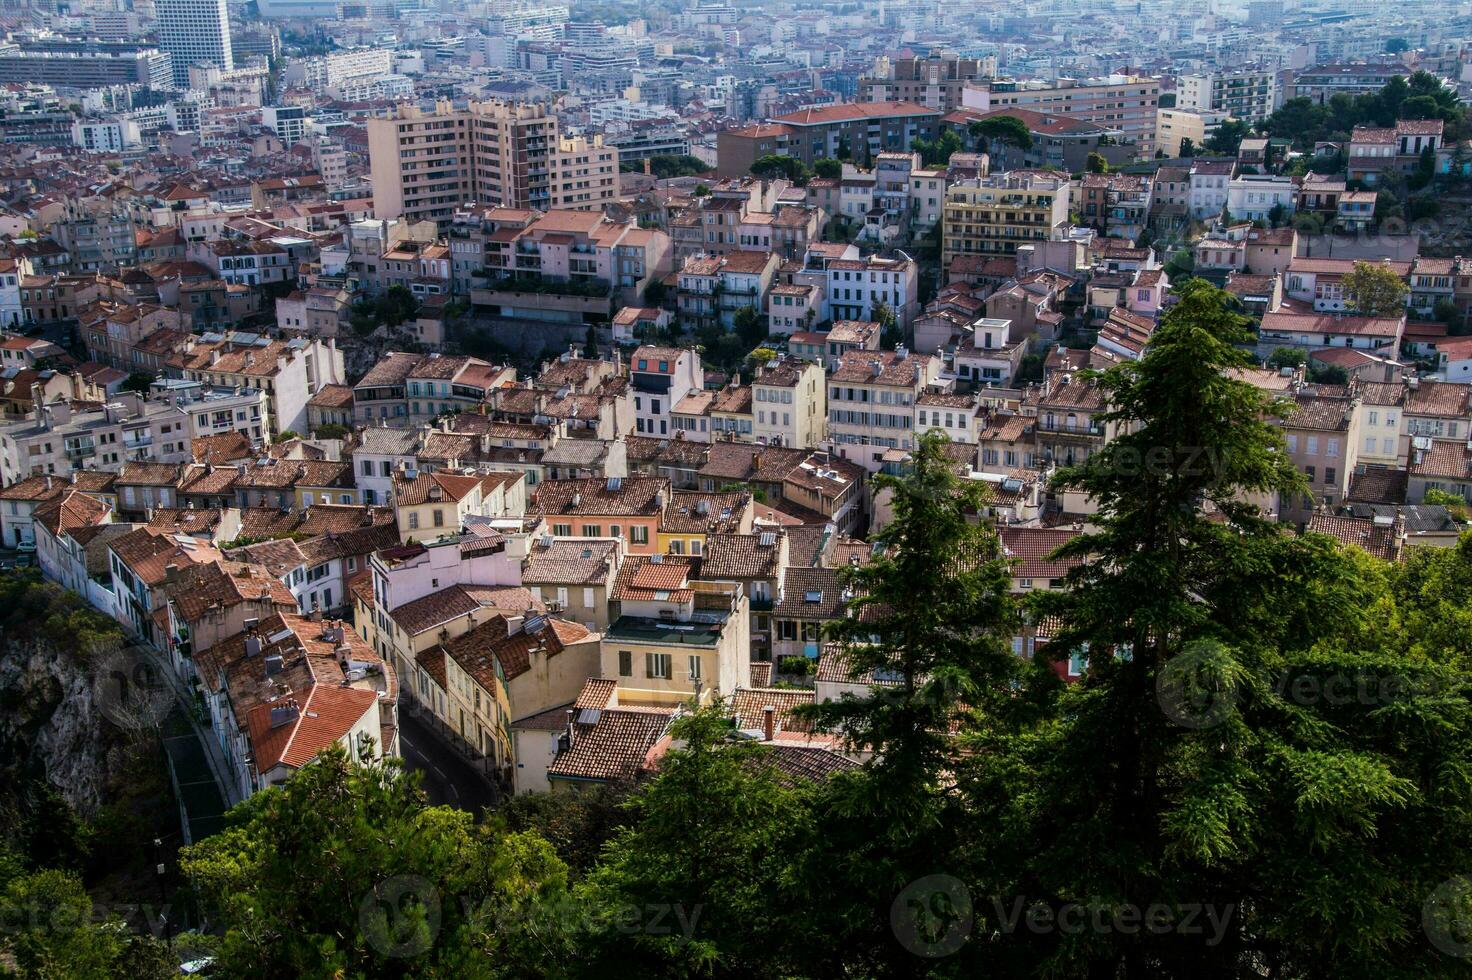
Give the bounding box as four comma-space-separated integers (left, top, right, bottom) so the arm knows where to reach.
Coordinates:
529, 477, 669, 517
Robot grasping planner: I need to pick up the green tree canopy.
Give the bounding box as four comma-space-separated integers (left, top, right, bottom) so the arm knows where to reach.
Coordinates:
750, 154, 809, 184
1204, 118, 1253, 155
968, 115, 1034, 152
811, 157, 843, 179
180, 747, 567, 978
1344, 259, 1411, 318
984, 279, 1472, 976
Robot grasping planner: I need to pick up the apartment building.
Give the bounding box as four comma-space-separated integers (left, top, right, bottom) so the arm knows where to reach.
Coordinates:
1155, 107, 1229, 158
1291, 64, 1409, 105
630, 345, 702, 438
393, 470, 526, 545
1175, 69, 1278, 123
826, 348, 943, 472
368, 100, 619, 226
1227, 174, 1297, 222
942, 173, 1070, 268
1348, 119, 1444, 184
1281, 389, 1361, 522
603, 555, 749, 706
528, 476, 671, 555
286, 47, 392, 92
675, 250, 780, 331
193, 614, 397, 801
799, 242, 920, 331
166, 333, 346, 436
0, 40, 173, 89
716, 102, 941, 176
453, 206, 672, 309
858, 54, 996, 112
751, 356, 826, 449
0, 385, 266, 485
1188, 160, 1235, 219
944, 107, 1135, 172
961, 74, 1160, 156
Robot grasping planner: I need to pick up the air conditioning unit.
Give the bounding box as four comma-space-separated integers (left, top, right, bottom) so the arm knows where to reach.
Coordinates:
546, 599, 565, 612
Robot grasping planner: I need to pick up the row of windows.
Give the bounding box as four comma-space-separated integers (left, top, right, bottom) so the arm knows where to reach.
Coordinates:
617, 650, 701, 681
547, 523, 650, 544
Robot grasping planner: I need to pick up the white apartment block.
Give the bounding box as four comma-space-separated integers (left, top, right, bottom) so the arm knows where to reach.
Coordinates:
805, 246, 920, 332
286, 47, 393, 93
72, 119, 142, 152
155, 0, 232, 87
1176, 69, 1278, 123
261, 105, 308, 145
166, 333, 346, 436
1227, 174, 1297, 222
0, 384, 267, 485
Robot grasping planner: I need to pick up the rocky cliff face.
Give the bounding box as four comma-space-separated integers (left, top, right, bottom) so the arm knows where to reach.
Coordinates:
0, 636, 137, 817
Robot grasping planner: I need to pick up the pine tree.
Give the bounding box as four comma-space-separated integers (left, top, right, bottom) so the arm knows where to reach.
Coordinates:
978, 280, 1472, 977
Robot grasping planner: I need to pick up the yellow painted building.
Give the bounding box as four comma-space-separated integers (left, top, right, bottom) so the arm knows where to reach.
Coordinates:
941, 173, 1070, 268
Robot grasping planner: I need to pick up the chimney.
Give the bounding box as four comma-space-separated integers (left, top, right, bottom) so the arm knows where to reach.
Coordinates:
762, 705, 775, 741
565, 708, 576, 748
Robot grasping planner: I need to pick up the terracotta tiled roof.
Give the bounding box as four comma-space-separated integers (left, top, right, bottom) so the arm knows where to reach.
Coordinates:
307, 383, 354, 409
146, 507, 225, 536
394, 470, 505, 506
530, 477, 669, 517
116, 461, 188, 488
1305, 513, 1400, 561
701, 532, 783, 579
661, 490, 749, 534
1406, 380, 1470, 418
1346, 468, 1409, 505
1411, 439, 1472, 481
192, 432, 253, 465
522, 538, 618, 585
830, 350, 930, 386
774, 567, 846, 620
235, 458, 353, 490
762, 744, 859, 783
547, 706, 673, 782
224, 538, 307, 577
998, 527, 1082, 580
1285, 394, 1352, 431
166, 559, 297, 622
730, 686, 815, 734
32, 489, 110, 538
388, 583, 544, 636
109, 526, 220, 586
575, 677, 617, 710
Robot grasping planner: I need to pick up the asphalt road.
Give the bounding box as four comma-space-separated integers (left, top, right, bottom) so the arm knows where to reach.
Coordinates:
398, 708, 500, 814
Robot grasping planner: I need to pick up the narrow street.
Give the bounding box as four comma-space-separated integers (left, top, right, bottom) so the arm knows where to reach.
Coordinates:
397, 708, 500, 815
